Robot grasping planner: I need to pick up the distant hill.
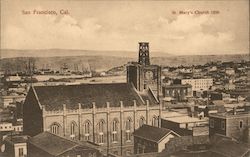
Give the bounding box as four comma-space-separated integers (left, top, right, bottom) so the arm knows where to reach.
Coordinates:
0, 55, 133, 73
0, 49, 171, 58
0, 49, 248, 73
151, 54, 249, 67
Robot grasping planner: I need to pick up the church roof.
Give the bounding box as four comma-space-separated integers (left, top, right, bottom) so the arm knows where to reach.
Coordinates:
30, 83, 158, 110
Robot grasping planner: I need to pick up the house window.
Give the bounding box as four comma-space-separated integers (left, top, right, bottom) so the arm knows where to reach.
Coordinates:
221, 121, 225, 130
210, 119, 214, 128
97, 120, 105, 144
239, 121, 243, 129
18, 148, 24, 157
84, 121, 91, 141
139, 117, 145, 127
112, 119, 118, 143
51, 123, 60, 135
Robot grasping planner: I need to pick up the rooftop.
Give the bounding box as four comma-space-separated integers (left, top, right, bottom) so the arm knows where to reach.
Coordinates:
133, 125, 179, 143
1, 95, 26, 98
209, 106, 250, 118
162, 84, 192, 88
162, 116, 208, 124
210, 138, 250, 157
162, 111, 188, 118
28, 83, 158, 111
0, 122, 12, 124
28, 132, 99, 156
5, 135, 29, 144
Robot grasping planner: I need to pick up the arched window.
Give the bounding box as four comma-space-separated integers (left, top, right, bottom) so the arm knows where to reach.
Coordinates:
97, 120, 105, 144
70, 121, 77, 140
125, 118, 132, 142
98, 120, 105, 133
84, 121, 90, 134
112, 119, 118, 143
112, 120, 118, 132
139, 117, 145, 127
125, 117, 132, 131
84, 120, 91, 141
152, 116, 159, 127
50, 123, 60, 135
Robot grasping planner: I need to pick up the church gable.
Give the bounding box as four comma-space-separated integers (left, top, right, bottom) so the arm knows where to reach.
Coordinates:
23, 86, 44, 136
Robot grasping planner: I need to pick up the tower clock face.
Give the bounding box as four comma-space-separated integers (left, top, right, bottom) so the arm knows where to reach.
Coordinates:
145, 71, 153, 80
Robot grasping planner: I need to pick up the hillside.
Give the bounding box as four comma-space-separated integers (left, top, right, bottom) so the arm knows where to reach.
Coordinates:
0, 49, 171, 58
0, 49, 248, 73
151, 54, 249, 67
0, 56, 133, 73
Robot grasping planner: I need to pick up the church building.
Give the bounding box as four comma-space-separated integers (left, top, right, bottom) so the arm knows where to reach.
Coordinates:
127, 42, 162, 98
23, 42, 162, 156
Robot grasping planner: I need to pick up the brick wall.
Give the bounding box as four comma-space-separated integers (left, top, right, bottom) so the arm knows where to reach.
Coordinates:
226, 116, 250, 141
43, 104, 161, 156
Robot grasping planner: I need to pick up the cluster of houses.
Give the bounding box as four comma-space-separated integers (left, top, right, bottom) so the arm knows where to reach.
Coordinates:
0, 43, 249, 157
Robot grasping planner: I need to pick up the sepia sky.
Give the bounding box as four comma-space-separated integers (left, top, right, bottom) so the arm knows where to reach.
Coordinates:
0, 0, 249, 56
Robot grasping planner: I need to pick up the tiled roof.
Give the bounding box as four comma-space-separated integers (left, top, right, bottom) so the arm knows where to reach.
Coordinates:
28, 132, 96, 156
133, 125, 177, 143
31, 83, 158, 110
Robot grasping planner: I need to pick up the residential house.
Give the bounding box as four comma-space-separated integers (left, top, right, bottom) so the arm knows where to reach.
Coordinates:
133, 125, 179, 154
28, 132, 104, 157
161, 116, 208, 136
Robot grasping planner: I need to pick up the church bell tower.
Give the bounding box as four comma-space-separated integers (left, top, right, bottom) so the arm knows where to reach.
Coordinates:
138, 42, 150, 66
127, 42, 161, 98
